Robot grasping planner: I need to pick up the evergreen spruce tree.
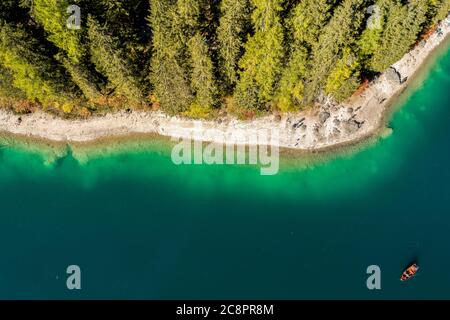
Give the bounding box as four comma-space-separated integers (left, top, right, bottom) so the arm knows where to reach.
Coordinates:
357, 0, 393, 66
289, 0, 337, 48
234, 0, 285, 110
149, 0, 193, 113
1, 0, 447, 115
178, 0, 218, 113
304, 0, 366, 105
31, 0, 102, 101
188, 33, 218, 113
217, 0, 251, 89
430, 0, 450, 23
370, 0, 429, 73
324, 47, 361, 102
0, 2, 28, 101
95, 0, 152, 70
276, 0, 336, 111
0, 65, 26, 101
87, 16, 145, 107
0, 21, 73, 109
149, 0, 218, 115
176, 0, 218, 113
32, 0, 83, 63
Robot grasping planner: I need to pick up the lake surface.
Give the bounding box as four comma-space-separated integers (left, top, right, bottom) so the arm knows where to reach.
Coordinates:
0, 39, 449, 299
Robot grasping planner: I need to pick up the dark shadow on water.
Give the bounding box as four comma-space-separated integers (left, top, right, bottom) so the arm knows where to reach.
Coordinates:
50, 144, 75, 169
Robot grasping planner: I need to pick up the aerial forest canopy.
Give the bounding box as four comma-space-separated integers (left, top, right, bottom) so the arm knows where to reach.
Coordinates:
0, 0, 449, 118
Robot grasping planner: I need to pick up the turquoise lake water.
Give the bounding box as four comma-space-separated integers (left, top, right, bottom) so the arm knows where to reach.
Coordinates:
0, 40, 449, 299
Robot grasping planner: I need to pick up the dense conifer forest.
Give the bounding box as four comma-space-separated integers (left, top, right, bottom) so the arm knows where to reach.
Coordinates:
0, 0, 449, 119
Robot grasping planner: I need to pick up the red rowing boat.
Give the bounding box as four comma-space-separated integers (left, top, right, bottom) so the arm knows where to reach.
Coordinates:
400, 263, 419, 281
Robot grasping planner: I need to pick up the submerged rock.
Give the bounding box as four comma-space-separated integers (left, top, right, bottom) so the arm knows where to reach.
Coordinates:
381, 127, 394, 139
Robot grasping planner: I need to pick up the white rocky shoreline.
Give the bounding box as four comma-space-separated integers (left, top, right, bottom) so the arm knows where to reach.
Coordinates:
1, 16, 449, 151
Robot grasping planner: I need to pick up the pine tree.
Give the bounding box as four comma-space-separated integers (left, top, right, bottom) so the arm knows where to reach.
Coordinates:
234, 0, 285, 110
276, 0, 336, 111
304, 0, 366, 105
0, 21, 74, 109
275, 48, 308, 111
149, 0, 193, 114
0, 65, 26, 101
149, 0, 218, 115
31, 0, 102, 101
87, 16, 145, 107
217, 0, 251, 89
370, 0, 429, 73
174, 0, 202, 33
60, 58, 102, 103
176, 0, 218, 113
325, 47, 361, 102
289, 0, 337, 49
430, 0, 450, 23
188, 33, 218, 111
357, 0, 394, 66
1, 0, 447, 116
32, 0, 83, 63
94, 0, 152, 67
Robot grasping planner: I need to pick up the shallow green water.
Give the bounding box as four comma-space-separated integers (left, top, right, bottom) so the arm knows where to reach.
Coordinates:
1, 40, 450, 299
